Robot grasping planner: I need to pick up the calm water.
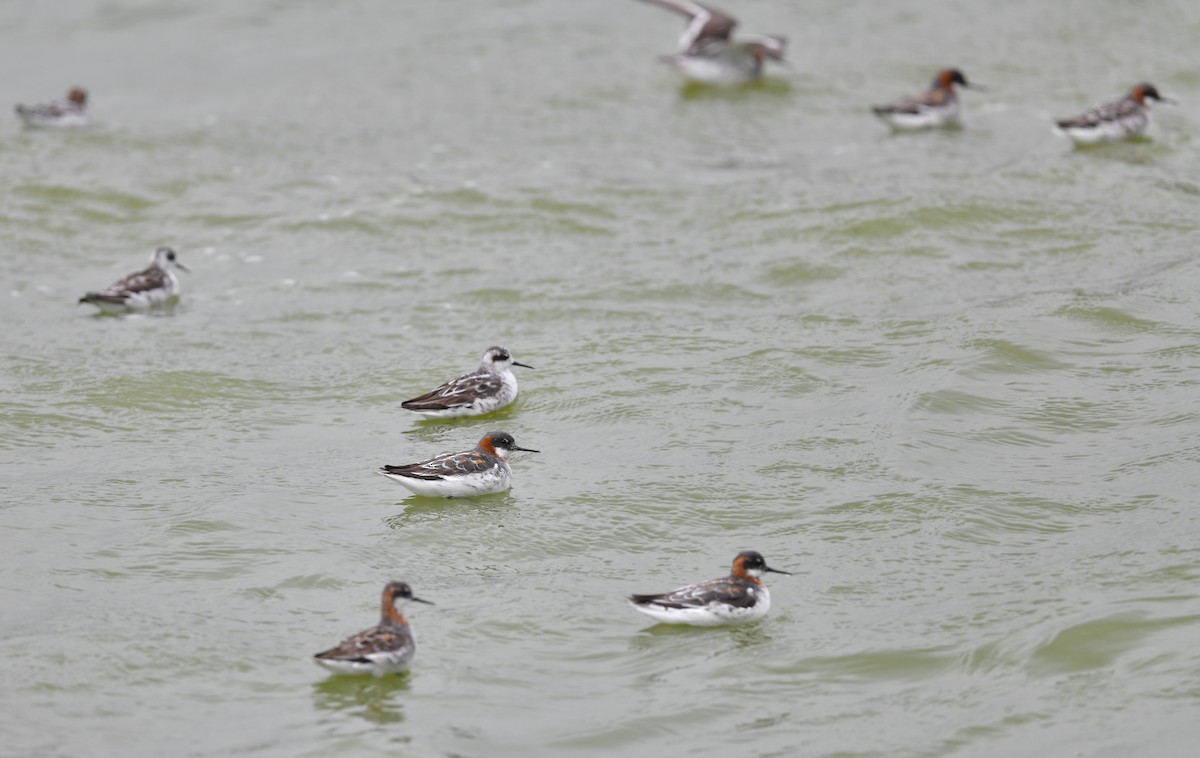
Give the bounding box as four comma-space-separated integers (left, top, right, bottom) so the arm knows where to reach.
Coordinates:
3, 1, 1200, 756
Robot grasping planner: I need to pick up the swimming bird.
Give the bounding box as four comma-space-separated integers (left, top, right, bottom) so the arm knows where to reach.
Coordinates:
637, 0, 787, 85
313, 582, 432, 676
1055, 83, 1173, 144
871, 69, 976, 130
628, 550, 791, 626
379, 431, 539, 498
78, 247, 189, 313
15, 87, 89, 128
401, 346, 533, 418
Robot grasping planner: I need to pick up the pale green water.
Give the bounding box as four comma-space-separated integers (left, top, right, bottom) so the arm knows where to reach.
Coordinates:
3, 1, 1200, 756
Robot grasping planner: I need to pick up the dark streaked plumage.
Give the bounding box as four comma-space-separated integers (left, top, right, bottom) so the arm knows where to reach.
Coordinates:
1056, 83, 1172, 144
78, 246, 190, 313
872, 69, 973, 129
379, 430, 539, 498
313, 582, 433, 676
401, 346, 533, 418
628, 550, 791, 626
15, 87, 89, 127
638, 0, 787, 85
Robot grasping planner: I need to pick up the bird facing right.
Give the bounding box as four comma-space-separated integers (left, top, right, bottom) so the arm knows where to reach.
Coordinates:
1055, 83, 1173, 144
78, 246, 190, 314
313, 582, 433, 676
401, 346, 533, 419
15, 87, 89, 128
628, 550, 791, 626
872, 68, 976, 130
379, 431, 539, 498
637, 0, 787, 86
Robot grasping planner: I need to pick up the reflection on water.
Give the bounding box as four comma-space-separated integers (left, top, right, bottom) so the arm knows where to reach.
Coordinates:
311, 673, 411, 725
627, 617, 776, 657
384, 493, 515, 528
675, 76, 794, 100
82, 300, 183, 319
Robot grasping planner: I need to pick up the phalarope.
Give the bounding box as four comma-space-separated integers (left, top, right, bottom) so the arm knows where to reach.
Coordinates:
78, 247, 189, 313
379, 431, 539, 498
638, 0, 787, 86
401, 346, 533, 418
15, 87, 89, 128
872, 69, 976, 130
1055, 83, 1173, 144
313, 582, 432, 676
628, 550, 791, 626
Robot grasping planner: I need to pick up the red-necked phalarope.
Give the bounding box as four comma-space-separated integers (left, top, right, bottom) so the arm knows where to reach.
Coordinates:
628, 550, 791, 626
78, 247, 190, 313
379, 431, 538, 498
872, 68, 977, 130
313, 582, 432, 676
638, 0, 787, 86
1055, 83, 1174, 144
15, 87, 89, 128
401, 346, 533, 418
